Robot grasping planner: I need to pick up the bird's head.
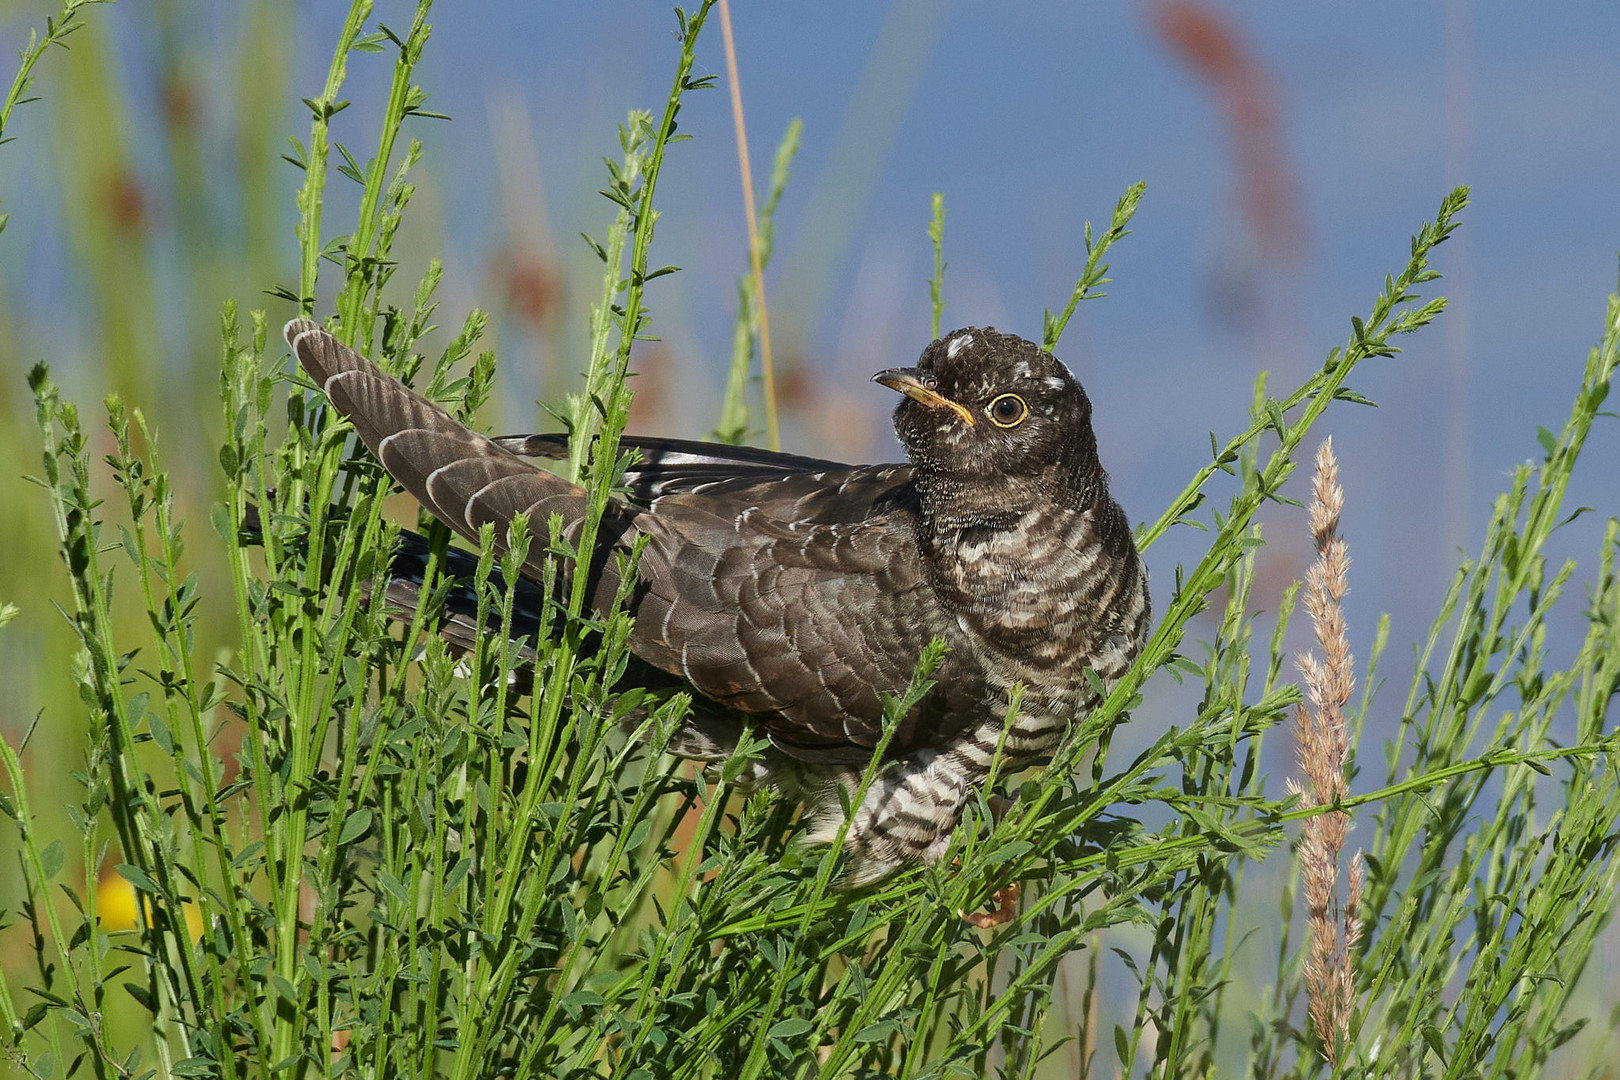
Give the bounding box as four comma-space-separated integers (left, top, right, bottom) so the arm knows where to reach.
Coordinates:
874, 327, 1103, 501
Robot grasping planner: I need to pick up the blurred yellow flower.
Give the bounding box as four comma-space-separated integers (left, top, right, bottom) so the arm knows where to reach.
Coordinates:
95, 867, 205, 940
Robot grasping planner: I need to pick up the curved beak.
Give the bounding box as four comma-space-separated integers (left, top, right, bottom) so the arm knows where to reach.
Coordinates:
871, 368, 976, 427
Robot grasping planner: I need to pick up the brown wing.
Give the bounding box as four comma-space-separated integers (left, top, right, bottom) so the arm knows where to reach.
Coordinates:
625, 487, 984, 761
287, 321, 980, 762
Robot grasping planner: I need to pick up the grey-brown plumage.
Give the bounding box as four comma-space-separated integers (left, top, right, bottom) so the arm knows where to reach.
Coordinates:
287, 321, 1149, 884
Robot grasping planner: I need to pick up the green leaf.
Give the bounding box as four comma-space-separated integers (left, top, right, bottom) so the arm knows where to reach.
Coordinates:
122, 981, 156, 1012
1556, 505, 1594, 530
41, 840, 65, 881
1332, 386, 1378, 407
377, 870, 410, 904
1421, 1024, 1449, 1063
210, 502, 233, 542
1264, 399, 1287, 437
560, 989, 604, 1017
768, 1017, 814, 1040
1536, 424, 1560, 456
337, 808, 374, 845
271, 975, 298, 1003
116, 862, 161, 895
1083, 668, 1106, 698
853, 1020, 897, 1043
148, 710, 174, 755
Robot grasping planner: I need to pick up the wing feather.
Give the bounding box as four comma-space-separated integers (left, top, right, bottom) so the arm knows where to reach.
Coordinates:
286, 321, 977, 764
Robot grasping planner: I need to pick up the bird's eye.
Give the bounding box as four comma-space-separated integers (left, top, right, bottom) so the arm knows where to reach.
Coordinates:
987, 393, 1028, 428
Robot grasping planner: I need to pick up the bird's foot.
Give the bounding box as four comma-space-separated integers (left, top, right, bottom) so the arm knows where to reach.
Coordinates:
960, 881, 1021, 928
958, 792, 1022, 928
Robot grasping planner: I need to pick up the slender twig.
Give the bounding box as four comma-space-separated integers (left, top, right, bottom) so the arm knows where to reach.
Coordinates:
927, 192, 946, 339
718, 0, 780, 450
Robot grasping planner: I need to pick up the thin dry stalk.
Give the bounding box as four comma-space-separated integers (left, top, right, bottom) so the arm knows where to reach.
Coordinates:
1291, 437, 1365, 1067
716, 0, 781, 451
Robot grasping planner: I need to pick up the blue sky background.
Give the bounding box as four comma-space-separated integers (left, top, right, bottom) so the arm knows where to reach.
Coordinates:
4, 1, 1618, 764
374, 2, 1620, 747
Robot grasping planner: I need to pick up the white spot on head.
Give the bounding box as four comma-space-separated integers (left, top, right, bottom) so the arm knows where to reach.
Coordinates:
947, 333, 974, 359
1012, 360, 1030, 379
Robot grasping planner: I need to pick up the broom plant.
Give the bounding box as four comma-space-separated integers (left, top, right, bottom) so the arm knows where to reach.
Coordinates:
2, 4, 1618, 1078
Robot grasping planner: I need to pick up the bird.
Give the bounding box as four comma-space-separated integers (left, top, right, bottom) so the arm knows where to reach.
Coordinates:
286, 320, 1150, 887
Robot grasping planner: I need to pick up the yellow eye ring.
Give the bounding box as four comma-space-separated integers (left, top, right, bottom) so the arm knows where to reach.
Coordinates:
986, 393, 1028, 428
